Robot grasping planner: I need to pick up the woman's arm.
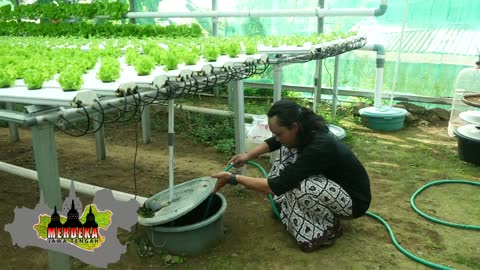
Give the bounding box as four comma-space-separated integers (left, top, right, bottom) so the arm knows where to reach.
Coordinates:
211, 171, 273, 194
229, 142, 271, 167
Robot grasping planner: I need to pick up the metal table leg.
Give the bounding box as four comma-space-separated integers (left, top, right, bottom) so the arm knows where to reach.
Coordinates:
94, 114, 106, 161
6, 102, 19, 143
31, 124, 70, 270
142, 104, 152, 144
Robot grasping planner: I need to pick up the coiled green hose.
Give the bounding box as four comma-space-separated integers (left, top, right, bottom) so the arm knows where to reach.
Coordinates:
230, 162, 480, 270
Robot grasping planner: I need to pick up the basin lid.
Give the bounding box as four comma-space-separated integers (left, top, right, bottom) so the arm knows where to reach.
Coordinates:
327, 124, 346, 140
138, 176, 217, 226
359, 106, 408, 117
459, 111, 480, 125
455, 124, 480, 142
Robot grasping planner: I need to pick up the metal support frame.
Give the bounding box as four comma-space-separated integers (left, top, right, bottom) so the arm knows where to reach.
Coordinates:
227, 81, 234, 110
232, 80, 246, 175
212, 0, 218, 36
31, 124, 70, 270
142, 105, 152, 144
273, 64, 283, 102
232, 80, 246, 155
93, 114, 106, 160
313, 0, 325, 112
6, 102, 19, 143
332, 55, 340, 119
211, 0, 220, 97
271, 64, 284, 164
167, 99, 175, 202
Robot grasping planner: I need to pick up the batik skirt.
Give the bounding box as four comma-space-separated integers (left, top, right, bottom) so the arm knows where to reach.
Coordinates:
269, 146, 353, 252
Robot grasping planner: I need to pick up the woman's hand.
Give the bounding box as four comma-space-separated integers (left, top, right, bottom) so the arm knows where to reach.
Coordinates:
211, 172, 231, 192
228, 152, 249, 168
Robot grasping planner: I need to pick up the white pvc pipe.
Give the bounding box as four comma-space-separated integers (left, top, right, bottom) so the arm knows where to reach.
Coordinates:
375, 67, 384, 109
0, 161, 147, 204
126, 8, 376, 19
359, 44, 385, 109
168, 104, 256, 119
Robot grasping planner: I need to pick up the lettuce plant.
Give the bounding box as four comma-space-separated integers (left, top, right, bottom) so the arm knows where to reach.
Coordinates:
58, 67, 83, 91
203, 45, 219, 62
165, 52, 179, 71
97, 57, 120, 82
226, 41, 242, 58
133, 55, 155, 76
149, 47, 168, 66
0, 68, 16, 88
218, 40, 228, 55
23, 69, 47, 90
183, 50, 199, 66
14, 62, 28, 79
125, 47, 139, 66
84, 52, 99, 70
244, 40, 258, 55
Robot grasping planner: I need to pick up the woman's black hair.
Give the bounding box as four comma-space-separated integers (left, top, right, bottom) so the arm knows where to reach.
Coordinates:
267, 99, 328, 147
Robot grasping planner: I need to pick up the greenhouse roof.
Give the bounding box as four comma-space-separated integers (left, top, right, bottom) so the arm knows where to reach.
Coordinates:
355, 19, 480, 57
382, 28, 480, 56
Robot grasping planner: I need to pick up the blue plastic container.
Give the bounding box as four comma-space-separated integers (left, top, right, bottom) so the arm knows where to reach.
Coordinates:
359, 107, 408, 132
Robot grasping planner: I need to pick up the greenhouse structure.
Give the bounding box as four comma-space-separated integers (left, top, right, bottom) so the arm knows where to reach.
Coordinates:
0, 0, 479, 269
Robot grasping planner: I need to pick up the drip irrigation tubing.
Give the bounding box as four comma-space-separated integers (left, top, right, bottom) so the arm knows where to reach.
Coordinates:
225, 161, 479, 270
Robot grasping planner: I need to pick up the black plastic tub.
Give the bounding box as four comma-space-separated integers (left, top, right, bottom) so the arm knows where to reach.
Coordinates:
454, 126, 480, 165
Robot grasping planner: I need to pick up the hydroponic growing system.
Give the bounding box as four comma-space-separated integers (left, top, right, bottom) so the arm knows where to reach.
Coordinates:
0, 1, 387, 269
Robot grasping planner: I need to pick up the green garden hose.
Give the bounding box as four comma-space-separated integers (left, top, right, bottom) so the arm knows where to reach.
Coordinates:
410, 180, 480, 230
223, 161, 281, 219
232, 162, 480, 270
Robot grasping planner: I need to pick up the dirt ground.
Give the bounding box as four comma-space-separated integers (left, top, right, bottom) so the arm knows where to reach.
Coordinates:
0, 119, 479, 270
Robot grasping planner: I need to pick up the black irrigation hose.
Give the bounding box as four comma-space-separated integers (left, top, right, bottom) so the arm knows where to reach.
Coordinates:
47, 105, 91, 137
136, 86, 162, 106
222, 67, 235, 84
45, 39, 364, 137
254, 60, 270, 75
312, 38, 367, 61
191, 73, 208, 92
114, 92, 143, 123
167, 78, 188, 99
103, 95, 130, 123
